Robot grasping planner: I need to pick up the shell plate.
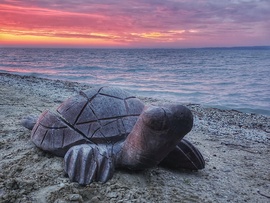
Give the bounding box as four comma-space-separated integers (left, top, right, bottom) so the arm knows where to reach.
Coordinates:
31, 87, 145, 156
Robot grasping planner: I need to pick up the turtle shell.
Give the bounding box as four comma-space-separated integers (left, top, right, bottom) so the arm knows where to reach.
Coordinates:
31, 87, 145, 156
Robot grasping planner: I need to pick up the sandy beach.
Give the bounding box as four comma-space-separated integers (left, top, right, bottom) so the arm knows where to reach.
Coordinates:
0, 72, 269, 203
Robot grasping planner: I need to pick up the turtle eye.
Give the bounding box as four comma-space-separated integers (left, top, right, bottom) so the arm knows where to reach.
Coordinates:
169, 105, 193, 135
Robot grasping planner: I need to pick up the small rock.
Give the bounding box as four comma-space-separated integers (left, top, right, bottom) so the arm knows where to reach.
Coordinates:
90, 196, 101, 203
107, 192, 118, 198
54, 199, 68, 203
67, 194, 83, 202
222, 167, 232, 173
5, 179, 19, 190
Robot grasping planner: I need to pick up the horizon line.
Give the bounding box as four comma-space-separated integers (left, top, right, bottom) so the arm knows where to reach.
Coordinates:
1, 45, 270, 50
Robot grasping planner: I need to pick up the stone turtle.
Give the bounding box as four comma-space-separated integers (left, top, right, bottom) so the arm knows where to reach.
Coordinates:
22, 86, 204, 185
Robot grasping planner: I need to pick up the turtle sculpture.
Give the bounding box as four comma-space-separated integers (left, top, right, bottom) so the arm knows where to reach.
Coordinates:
22, 86, 205, 185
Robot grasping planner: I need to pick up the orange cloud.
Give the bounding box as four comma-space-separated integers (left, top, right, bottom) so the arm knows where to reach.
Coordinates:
0, 32, 124, 47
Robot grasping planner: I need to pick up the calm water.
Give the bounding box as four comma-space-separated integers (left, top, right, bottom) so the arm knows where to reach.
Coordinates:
0, 47, 270, 116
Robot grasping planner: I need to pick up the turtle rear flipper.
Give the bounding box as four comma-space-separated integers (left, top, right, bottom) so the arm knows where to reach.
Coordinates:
160, 139, 205, 170
64, 144, 115, 185
21, 115, 39, 130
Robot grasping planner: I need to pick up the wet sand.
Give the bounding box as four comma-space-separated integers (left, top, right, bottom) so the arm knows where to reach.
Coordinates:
0, 73, 269, 203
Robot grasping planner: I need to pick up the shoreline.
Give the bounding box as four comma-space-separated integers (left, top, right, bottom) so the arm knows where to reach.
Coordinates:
1, 71, 269, 117
0, 72, 269, 202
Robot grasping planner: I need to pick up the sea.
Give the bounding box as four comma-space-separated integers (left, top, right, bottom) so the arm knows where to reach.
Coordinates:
0, 47, 269, 116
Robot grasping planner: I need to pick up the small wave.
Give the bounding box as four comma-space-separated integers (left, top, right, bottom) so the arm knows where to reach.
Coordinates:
52, 65, 104, 71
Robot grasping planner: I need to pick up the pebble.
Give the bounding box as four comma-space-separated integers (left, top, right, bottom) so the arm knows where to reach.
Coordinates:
68, 194, 83, 202
222, 167, 232, 173
90, 196, 101, 203
107, 192, 118, 198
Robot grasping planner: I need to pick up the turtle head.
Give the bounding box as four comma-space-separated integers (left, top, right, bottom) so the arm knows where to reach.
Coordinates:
118, 104, 194, 170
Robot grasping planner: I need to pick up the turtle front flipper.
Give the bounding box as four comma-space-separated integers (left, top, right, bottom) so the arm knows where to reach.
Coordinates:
117, 104, 193, 170
159, 139, 205, 170
64, 144, 115, 185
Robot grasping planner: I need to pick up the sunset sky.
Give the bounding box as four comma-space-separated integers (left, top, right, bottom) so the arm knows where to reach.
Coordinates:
0, 0, 269, 48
